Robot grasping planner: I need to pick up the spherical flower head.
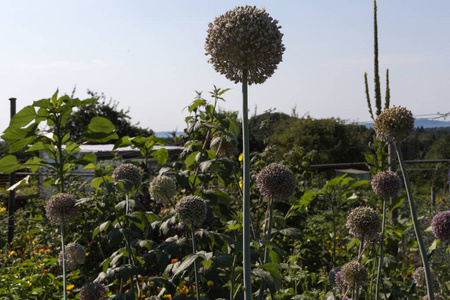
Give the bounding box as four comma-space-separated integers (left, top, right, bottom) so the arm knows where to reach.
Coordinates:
45, 193, 78, 225
175, 196, 207, 227
112, 163, 142, 189
340, 261, 368, 288
413, 266, 436, 288
371, 170, 402, 198
145, 297, 162, 300
327, 267, 341, 286
149, 175, 177, 204
59, 242, 86, 271
431, 211, 450, 241
346, 206, 381, 242
422, 294, 445, 300
79, 282, 107, 300
210, 135, 236, 157
256, 163, 296, 202
334, 271, 347, 290
205, 5, 285, 85
373, 106, 414, 143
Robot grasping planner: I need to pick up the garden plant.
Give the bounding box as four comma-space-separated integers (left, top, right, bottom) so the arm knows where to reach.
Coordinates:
1, 4, 450, 300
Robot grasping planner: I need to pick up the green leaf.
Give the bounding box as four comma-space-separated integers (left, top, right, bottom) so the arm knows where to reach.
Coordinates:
23, 157, 44, 172
0, 155, 23, 173
84, 117, 118, 142
7, 105, 36, 128
27, 141, 51, 152
10, 136, 34, 153
76, 153, 97, 165
151, 148, 169, 166
113, 136, 132, 150
185, 151, 198, 168
298, 189, 320, 209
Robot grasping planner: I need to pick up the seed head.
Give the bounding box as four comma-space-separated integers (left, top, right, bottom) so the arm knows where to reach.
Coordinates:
340, 261, 368, 288
256, 163, 296, 202
205, 5, 285, 85
334, 271, 347, 290
149, 175, 177, 204
371, 170, 402, 198
346, 206, 381, 242
45, 193, 78, 225
175, 196, 207, 227
413, 266, 436, 288
59, 242, 86, 271
112, 163, 142, 189
328, 267, 341, 286
431, 211, 450, 241
79, 282, 107, 300
373, 106, 414, 143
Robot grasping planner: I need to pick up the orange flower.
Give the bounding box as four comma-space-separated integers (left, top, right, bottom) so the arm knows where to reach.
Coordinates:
39, 249, 44, 253
45, 249, 51, 253
171, 258, 178, 263
67, 284, 75, 291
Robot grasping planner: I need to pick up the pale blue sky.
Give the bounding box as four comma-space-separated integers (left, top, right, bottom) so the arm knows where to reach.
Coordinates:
1, 0, 449, 133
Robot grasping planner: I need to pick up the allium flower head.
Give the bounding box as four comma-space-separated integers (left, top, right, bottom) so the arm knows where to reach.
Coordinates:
112, 163, 142, 189
79, 282, 107, 300
413, 266, 436, 288
175, 196, 207, 227
340, 261, 368, 288
59, 242, 86, 271
256, 163, 296, 202
45, 193, 78, 224
422, 294, 445, 300
334, 271, 347, 290
210, 135, 236, 157
205, 5, 285, 85
149, 175, 177, 204
145, 297, 162, 300
431, 211, 450, 241
371, 170, 402, 198
346, 206, 381, 242
327, 267, 341, 286
373, 106, 414, 143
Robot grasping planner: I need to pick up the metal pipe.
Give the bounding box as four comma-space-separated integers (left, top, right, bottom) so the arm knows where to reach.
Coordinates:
8, 97, 16, 245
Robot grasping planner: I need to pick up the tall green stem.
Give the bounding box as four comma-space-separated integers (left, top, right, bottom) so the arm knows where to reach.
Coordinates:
242, 69, 252, 300
191, 226, 200, 300
395, 143, 434, 300
376, 198, 387, 299
61, 214, 67, 300
257, 198, 274, 300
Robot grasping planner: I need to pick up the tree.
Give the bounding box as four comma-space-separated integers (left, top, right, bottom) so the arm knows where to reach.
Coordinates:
64, 90, 153, 143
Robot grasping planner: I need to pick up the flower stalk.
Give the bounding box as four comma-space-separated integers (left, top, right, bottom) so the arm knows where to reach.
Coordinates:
395, 143, 434, 300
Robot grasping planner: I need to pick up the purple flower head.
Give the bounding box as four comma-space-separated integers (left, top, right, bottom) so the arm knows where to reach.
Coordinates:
373, 106, 414, 143
346, 206, 381, 243
175, 196, 207, 227
413, 266, 436, 288
79, 282, 107, 300
205, 5, 285, 85
256, 163, 296, 202
112, 163, 142, 189
340, 261, 368, 288
45, 193, 78, 225
149, 175, 177, 204
431, 211, 450, 241
371, 170, 402, 198
58, 242, 86, 271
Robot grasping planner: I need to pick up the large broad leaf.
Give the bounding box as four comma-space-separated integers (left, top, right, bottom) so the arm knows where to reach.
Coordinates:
84, 117, 118, 142
7, 105, 36, 129
0, 155, 24, 173
151, 148, 169, 166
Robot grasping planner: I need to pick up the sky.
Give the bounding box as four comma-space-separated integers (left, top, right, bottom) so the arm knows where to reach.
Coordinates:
1, 0, 449, 134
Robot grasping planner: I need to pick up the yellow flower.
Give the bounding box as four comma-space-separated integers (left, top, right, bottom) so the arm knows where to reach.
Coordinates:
239, 153, 243, 162
163, 295, 172, 299
0, 207, 6, 214
67, 284, 75, 291
207, 280, 214, 286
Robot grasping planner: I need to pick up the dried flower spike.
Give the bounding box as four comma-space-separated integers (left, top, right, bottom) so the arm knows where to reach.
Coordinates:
79, 282, 107, 300
149, 175, 177, 204
346, 206, 381, 242
256, 163, 296, 202
59, 242, 86, 271
175, 196, 207, 227
371, 170, 402, 198
205, 5, 285, 85
373, 106, 414, 143
45, 193, 78, 225
112, 163, 142, 189
340, 261, 368, 288
431, 211, 450, 241
413, 266, 436, 288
